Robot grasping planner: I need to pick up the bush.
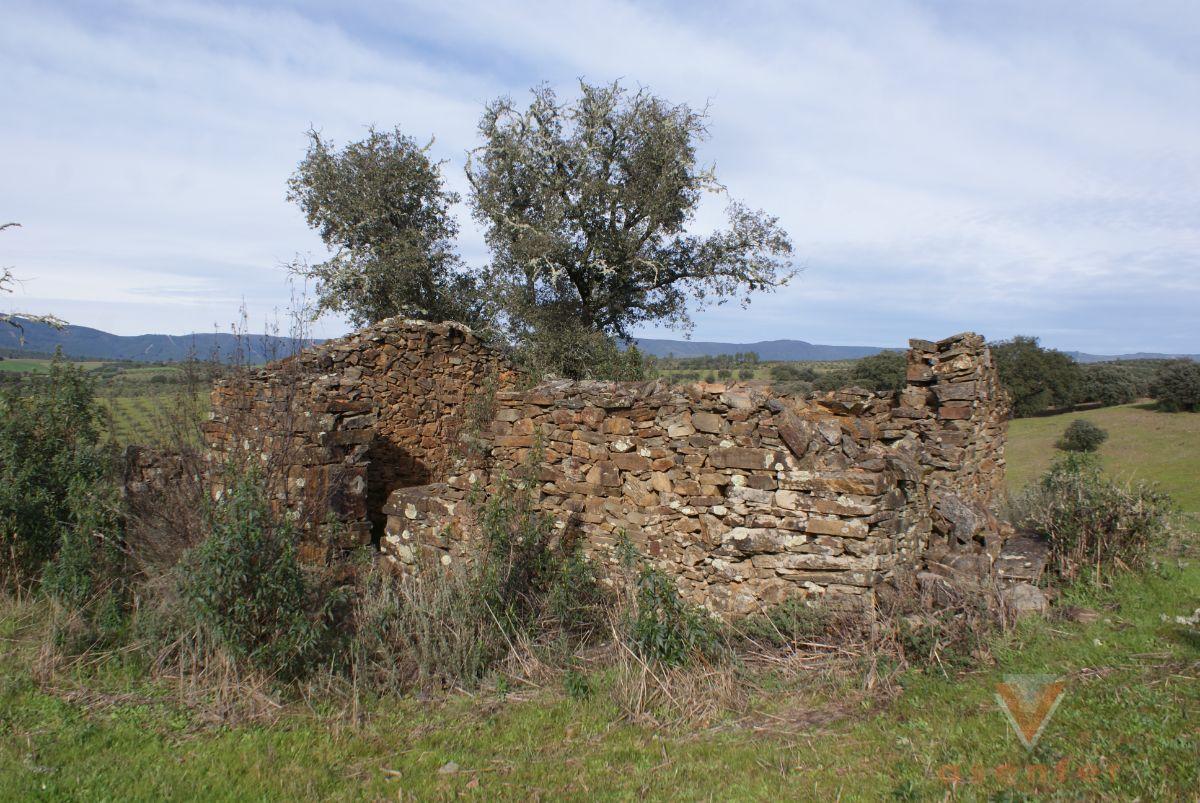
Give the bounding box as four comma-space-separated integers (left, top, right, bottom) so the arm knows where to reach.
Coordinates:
624, 554, 722, 666
34, 481, 133, 654
0, 354, 111, 589
769, 363, 816, 383
613, 530, 722, 669
1151, 361, 1200, 412
1013, 455, 1173, 583
1055, 419, 1108, 452
514, 315, 646, 381
178, 469, 341, 681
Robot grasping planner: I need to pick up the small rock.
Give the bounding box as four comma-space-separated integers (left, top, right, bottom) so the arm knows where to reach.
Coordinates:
1062, 606, 1102, 624
1003, 583, 1048, 617
438, 761, 460, 775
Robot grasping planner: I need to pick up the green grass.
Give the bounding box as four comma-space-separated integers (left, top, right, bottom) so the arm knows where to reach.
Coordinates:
0, 359, 106, 374
0, 404, 1196, 800
1008, 402, 1200, 513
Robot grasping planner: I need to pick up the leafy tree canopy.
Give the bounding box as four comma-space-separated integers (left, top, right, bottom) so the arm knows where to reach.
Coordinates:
1151, 360, 1200, 412
466, 81, 794, 346
287, 128, 489, 329
991, 335, 1082, 417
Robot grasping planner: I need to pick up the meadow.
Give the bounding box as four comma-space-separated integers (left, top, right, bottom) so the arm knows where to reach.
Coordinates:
0, 400, 1196, 800
1008, 402, 1200, 515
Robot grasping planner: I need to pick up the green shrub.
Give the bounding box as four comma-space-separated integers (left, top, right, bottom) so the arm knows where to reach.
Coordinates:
563, 666, 591, 700
1055, 419, 1108, 452
626, 561, 722, 666
514, 315, 646, 381
178, 469, 340, 681
991, 335, 1082, 417
1151, 361, 1200, 412
1014, 455, 1173, 583
0, 354, 111, 589
769, 364, 816, 383
45, 481, 123, 594
813, 351, 906, 394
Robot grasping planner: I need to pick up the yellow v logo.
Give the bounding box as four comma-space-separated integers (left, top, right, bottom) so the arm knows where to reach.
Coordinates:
995, 674, 1067, 750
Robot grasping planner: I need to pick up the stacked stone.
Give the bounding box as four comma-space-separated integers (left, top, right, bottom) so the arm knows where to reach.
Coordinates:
121, 445, 196, 503
380, 482, 478, 571
203, 374, 376, 559
202, 318, 515, 559
896, 333, 1009, 559
386, 378, 927, 615
140, 318, 1013, 618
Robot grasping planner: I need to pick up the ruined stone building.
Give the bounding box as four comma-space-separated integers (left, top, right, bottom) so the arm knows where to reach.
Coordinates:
162, 318, 1012, 616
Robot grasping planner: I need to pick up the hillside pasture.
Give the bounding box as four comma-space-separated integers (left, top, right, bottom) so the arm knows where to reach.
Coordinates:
1007, 402, 1200, 513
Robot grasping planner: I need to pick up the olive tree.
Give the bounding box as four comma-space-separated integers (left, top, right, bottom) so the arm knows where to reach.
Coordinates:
467, 82, 793, 374
287, 129, 487, 329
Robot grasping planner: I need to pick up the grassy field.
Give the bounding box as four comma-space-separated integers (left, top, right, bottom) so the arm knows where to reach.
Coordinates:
1008, 402, 1200, 513
96, 394, 180, 446
0, 356, 201, 446
0, 358, 106, 374
0, 406, 1196, 800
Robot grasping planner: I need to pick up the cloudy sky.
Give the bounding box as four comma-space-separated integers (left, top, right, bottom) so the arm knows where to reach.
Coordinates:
2, 0, 1198, 352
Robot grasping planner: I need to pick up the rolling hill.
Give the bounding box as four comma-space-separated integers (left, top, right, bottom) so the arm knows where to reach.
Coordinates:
2, 318, 1195, 365
0, 319, 313, 363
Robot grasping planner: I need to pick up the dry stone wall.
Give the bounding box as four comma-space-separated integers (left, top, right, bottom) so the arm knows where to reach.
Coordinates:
134, 318, 1008, 616
381, 332, 1010, 616
201, 318, 515, 559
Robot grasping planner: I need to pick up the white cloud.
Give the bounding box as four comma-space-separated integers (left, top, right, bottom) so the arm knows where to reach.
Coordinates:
1, 0, 1197, 352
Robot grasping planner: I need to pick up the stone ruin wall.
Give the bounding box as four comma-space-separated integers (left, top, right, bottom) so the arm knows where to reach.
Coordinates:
901, 335, 1009, 576
199, 319, 515, 560
153, 318, 1008, 615
377, 328, 1009, 615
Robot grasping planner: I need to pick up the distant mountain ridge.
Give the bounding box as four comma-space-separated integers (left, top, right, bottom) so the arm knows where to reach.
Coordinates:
1, 319, 314, 363
1, 318, 1194, 365
1065, 350, 1200, 364
632, 337, 890, 361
